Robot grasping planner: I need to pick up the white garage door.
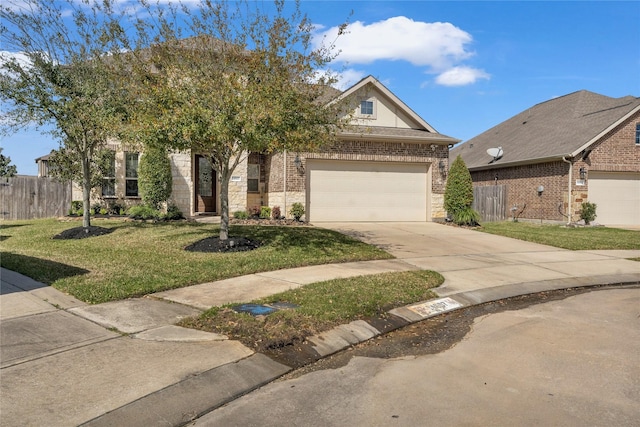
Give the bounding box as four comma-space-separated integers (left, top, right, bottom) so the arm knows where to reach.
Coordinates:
588, 172, 640, 225
307, 160, 429, 222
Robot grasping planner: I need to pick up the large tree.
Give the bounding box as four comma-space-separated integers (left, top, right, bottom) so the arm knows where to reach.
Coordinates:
0, 0, 128, 228
126, 0, 348, 240
0, 148, 17, 178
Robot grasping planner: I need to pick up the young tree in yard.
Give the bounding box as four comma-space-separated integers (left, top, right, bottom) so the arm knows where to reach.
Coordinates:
0, 0, 128, 229
127, 0, 347, 240
444, 154, 479, 225
0, 148, 18, 177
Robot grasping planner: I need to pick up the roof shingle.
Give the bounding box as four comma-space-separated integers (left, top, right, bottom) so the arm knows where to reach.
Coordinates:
451, 90, 640, 170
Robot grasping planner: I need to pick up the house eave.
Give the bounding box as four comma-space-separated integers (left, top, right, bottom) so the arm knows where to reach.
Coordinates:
338, 130, 460, 145
468, 154, 573, 172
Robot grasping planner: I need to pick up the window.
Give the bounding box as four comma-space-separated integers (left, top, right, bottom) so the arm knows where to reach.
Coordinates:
247, 164, 259, 193
636, 123, 640, 145
125, 152, 139, 197
360, 100, 374, 115
102, 151, 116, 197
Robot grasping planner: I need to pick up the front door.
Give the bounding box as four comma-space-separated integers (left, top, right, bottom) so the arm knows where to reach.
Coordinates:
195, 155, 217, 213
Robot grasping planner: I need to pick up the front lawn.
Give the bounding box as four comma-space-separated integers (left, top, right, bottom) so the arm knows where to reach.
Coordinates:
479, 221, 640, 250
0, 219, 392, 303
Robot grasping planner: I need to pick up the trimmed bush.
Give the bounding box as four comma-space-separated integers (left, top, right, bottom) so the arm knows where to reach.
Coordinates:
127, 205, 160, 220
290, 202, 305, 221
163, 204, 184, 221
260, 206, 272, 219
444, 155, 474, 220
70, 200, 83, 216
579, 201, 597, 225
272, 206, 281, 220
452, 206, 480, 226
233, 210, 249, 219
138, 147, 172, 210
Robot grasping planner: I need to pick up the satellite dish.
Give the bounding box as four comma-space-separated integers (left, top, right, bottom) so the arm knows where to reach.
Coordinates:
486, 147, 503, 162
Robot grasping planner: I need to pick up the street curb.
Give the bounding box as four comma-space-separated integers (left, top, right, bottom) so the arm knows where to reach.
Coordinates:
78, 277, 639, 427
265, 276, 640, 368
80, 353, 291, 427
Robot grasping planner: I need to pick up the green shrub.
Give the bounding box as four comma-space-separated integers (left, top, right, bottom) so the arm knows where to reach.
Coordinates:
127, 205, 160, 220
260, 206, 272, 219
444, 155, 474, 220
272, 206, 281, 220
579, 201, 597, 225
138, 147, 172, 210
106, 202, 124, 215
290, 202, 305, 221
91, 203, 102, 215
452, 206, 480, 226
163, 204, 184, 221
70, 201, 83, 216
248, 206, 260, 217
99, 208, 108, 215
233, 210, 249, 219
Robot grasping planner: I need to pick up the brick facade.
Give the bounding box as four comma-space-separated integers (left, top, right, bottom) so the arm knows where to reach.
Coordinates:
471, 111, 640, 222
264, 139, 448, 220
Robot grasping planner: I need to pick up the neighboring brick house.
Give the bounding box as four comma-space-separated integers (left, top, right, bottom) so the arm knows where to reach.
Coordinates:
450, 90, 640, 225
38, 76, 459, 221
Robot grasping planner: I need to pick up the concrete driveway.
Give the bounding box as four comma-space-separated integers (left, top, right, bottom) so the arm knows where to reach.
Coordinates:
316, 222, 640, 297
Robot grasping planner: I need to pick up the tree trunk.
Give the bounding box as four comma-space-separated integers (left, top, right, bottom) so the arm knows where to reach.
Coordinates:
219, 165, 230, 241
81, 156, 92, 229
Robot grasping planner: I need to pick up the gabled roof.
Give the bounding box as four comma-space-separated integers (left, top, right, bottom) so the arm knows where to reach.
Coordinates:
451, 90, 640, 170
331, 75, 459, 144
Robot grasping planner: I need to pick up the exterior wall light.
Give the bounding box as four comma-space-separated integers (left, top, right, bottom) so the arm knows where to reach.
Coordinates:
537, 185, 544, 196
438, 160, 447, 177
293, 154, 304, 174
579, 167, 587, 180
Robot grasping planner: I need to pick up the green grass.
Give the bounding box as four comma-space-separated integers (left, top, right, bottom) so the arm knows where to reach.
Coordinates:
0, 218, 392, 303
181, 270, 443, 351
479, 221, 640, 250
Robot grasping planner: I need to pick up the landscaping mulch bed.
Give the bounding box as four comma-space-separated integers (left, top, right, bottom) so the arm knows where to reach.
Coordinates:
230, 218, 310, 226
52, 226, 114, 240
184, 236, 262, 253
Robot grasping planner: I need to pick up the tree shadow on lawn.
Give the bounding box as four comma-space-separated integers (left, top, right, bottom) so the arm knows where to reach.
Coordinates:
1, 253, 90, 292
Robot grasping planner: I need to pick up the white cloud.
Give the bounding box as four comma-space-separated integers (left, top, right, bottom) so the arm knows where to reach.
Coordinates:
435, 66, 490, 86
333, 68, 367, 90
314, 16, 489, 87
0, 51, 33, 71
315, 17, 472, 69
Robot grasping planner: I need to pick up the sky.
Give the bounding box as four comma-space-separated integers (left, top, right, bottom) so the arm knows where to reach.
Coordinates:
2, 0, 639, 176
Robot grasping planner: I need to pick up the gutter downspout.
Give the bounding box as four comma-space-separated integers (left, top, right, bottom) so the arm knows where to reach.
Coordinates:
562, 156, 572, 225
283, 150, 288, 218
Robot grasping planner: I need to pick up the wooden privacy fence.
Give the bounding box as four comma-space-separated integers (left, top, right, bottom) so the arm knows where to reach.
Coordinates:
473, 184, 507, 222
0, 176, 72, 220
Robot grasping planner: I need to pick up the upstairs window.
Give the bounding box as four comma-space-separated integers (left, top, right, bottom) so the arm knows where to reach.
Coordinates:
125, 152, 139, 197
360, 100, 374, 115
636, 123, 640, 145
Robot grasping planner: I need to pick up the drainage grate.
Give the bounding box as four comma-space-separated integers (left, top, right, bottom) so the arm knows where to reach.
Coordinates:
230, 302, 299, 316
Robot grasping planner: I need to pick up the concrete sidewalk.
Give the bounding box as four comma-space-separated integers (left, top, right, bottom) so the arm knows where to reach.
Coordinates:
1, 222, 639, 426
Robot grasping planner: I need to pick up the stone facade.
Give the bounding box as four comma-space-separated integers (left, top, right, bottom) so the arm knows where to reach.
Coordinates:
227, 154, 249, 214
169, 151, 192, 216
